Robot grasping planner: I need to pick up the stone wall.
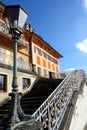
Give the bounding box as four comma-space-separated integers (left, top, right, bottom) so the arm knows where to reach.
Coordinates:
69, 84, 87, 130
0, 65, 37, 103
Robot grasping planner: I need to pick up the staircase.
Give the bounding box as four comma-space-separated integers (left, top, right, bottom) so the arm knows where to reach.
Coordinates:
21, 78, 63, 115
32, 70, 85, 130
0, 78, 63, 120
0, 69, 85, 130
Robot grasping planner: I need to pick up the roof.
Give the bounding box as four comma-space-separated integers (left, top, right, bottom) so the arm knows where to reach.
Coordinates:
32, 32, 63, 59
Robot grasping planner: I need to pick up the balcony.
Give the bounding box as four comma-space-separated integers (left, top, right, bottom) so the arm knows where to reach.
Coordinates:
0, 53, 36, 73
0, 22, 9, 34
0, 21, 28, 50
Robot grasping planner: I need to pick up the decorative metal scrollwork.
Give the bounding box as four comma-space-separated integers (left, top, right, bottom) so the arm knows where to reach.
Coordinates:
32, 69, 86, 130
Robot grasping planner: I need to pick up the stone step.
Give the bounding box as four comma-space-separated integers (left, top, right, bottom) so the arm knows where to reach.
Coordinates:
0, 77, 63, 128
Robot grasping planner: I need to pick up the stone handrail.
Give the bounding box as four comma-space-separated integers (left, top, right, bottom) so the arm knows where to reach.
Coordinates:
0, 53, 35, 72
32, 69, 85, 130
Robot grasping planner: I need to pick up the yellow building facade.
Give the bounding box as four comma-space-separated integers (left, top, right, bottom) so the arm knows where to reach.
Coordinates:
0, 2, 62, 103
23, 27, 63, 78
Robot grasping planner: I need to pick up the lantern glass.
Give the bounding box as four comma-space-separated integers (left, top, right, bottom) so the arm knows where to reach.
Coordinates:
6, 5, 28, 29
18, 7, 28, 29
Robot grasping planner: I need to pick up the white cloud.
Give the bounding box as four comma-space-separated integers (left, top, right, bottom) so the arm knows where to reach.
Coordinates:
82, 0, 87, 12
65, 68, 76, 73
75, 38, 87, 53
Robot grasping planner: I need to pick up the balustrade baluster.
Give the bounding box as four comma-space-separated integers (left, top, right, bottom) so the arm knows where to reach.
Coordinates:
32, 70, 86, 130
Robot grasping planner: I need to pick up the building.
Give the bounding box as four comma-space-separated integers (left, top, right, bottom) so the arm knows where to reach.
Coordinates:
0, 1, 62, 103
23, 25, 62, 78
0, 2, 86, 130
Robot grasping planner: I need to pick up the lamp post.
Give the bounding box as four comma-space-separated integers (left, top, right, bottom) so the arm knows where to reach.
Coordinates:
0, 5, 33, 129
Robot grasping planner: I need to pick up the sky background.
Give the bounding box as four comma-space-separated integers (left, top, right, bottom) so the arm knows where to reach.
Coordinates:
2, 0, 87, 73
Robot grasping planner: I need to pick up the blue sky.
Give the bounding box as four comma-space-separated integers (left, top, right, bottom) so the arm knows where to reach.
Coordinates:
2, 0, 87, 72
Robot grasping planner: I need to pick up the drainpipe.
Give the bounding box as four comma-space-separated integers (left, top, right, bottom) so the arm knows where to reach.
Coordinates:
28, 33, 36, 72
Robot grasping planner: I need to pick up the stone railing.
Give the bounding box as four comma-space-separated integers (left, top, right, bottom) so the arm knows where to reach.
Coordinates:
32, 69, 85, 130
0, 22, 28, 46
0, 22, 9, 34
0, 53, 36, 72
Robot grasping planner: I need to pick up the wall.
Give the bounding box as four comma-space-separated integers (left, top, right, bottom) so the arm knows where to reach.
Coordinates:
69, 84, 87, 130
0, 66, 37, 103
32, 42, 60, 78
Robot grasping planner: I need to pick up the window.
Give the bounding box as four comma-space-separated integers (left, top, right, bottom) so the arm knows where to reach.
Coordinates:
43, 69, 47, 77
42, 51, 47, 59
17, 56, 26, 69
37, 67, 41, 76
34, 46, 36, 53
0, 48, 4, 63
0, 74, 7, 91
55, 59, 58, 64
52, 58, 58, 64
38, 49, 42, 56
5, 55, 10, 65
48, 55, 51, 61
5, 51, 10, 65
22, 78, 31, 89
35, 47, 42, 56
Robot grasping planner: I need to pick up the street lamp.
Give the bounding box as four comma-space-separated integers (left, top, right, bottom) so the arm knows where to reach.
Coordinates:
6, 5, 28, 92
0, 5, 33, 129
